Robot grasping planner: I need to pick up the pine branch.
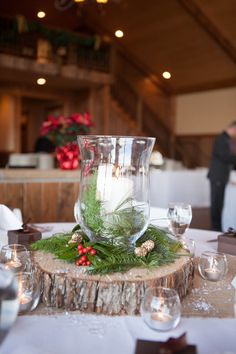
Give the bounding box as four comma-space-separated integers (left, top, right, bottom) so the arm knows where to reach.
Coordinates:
31, 218, 182, 274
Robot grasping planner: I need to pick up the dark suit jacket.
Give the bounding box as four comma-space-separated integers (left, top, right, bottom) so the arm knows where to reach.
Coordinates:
208, 131, 236, 184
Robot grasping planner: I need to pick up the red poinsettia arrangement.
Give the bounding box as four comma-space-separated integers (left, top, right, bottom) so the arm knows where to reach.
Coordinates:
40, 112, 93, 146
40, 113, 93, 169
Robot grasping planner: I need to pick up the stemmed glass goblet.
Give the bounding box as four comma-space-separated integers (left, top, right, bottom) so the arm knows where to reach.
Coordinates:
167, 203, 192, 240
167, 203, 194, 256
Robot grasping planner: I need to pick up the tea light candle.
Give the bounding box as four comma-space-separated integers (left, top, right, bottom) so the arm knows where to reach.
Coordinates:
19, 293, 32, 312
150, 310, 173, 331
5, 259, 22, 272
204, 267, 221, 281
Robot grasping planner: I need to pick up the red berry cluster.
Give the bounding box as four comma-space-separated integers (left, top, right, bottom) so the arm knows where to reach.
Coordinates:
75, 244, 96, 267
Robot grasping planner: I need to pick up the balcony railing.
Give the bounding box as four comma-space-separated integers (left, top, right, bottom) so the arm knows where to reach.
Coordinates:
0, 16, 111, 72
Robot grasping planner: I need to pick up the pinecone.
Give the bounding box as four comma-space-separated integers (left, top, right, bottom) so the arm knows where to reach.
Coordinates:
141, 240, 155, 252
68, 231, 83, 244
134, 246, 148, 257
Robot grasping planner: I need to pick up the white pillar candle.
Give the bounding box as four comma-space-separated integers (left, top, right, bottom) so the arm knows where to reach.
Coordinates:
96, 164, 113, 202
96, 164, 133, 213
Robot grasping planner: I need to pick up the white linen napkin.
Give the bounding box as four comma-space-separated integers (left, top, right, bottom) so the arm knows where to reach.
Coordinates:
0, 204, 23, 231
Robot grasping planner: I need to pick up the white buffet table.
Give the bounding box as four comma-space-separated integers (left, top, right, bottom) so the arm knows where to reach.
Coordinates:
222, 182, 236, 231
150, 168, 210, 208
0, 209, 236, 354
150, 169, 236, 232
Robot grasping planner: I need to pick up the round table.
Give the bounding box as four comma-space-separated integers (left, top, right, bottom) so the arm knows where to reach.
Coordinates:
0, 209, 235, 354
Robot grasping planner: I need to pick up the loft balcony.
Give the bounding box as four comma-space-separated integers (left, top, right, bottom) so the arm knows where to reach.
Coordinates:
0, 15, 112, 88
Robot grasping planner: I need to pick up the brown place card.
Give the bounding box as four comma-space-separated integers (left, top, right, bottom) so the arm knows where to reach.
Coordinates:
8, 226, 42, 248
218, 232, 236, 256
135, 333, 197, 354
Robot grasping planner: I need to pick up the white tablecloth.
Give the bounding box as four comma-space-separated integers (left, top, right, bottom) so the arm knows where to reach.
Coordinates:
0, 209, 235, 354
150, 168, 210, 208
1, 316, 236, 354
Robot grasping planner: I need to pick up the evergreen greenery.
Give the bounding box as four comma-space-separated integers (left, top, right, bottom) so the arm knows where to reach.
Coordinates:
80, 174, 145, 243
31, 171, 182, 275
31, 225, 182, 275
80, 174, 104, 235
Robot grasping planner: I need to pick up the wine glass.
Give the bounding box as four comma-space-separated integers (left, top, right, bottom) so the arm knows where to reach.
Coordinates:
0, 264, 19, 346
167, 203, 192, 240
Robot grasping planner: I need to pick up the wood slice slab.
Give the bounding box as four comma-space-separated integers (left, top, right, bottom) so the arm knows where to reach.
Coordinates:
33, 251, 194, 315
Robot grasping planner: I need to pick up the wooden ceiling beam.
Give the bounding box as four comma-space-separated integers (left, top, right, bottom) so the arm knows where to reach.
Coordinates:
172, 77, 236, 95
178, 0, 236, 64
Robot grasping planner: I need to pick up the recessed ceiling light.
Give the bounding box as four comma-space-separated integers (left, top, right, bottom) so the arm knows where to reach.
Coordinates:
37, 11, 46, 19
37, 78, 46, 85
115, 30, 124, 38
96, 0, 109, 3
162, 71, 171, 79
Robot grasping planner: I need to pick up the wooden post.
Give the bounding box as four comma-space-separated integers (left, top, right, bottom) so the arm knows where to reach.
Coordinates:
169, 96, 177, 159
136, 96, 143, 132
14, 94, 21, 153
88, 88, 96, 127
102, 85, 110, 135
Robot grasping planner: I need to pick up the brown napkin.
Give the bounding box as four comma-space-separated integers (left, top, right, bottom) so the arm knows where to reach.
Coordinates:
135, 333, 197, 354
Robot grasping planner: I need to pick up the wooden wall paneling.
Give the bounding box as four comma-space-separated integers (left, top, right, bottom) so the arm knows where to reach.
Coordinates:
41, 182, 59, 223
0, 183, 24, 214
0, 181, 80, 223
74, 182, 80, 203
176, 134, 215, 167
58, 182, 77, 222
23, 183, 43, 223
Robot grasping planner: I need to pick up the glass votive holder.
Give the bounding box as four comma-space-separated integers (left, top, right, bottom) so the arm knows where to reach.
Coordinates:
1, 244, 30, 273
17, 272, 41, 314
0, 264, 19, 345
198, 251, 228, 282
141, 287, 181, 331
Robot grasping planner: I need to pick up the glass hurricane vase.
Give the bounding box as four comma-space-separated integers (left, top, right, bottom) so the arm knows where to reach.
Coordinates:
75, 135, 155, 247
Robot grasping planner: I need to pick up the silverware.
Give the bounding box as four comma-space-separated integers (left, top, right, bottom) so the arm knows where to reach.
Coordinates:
207, 239, 218, 243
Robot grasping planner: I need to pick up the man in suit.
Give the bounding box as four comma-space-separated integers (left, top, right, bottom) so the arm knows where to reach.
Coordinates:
208, 121, 236, 231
